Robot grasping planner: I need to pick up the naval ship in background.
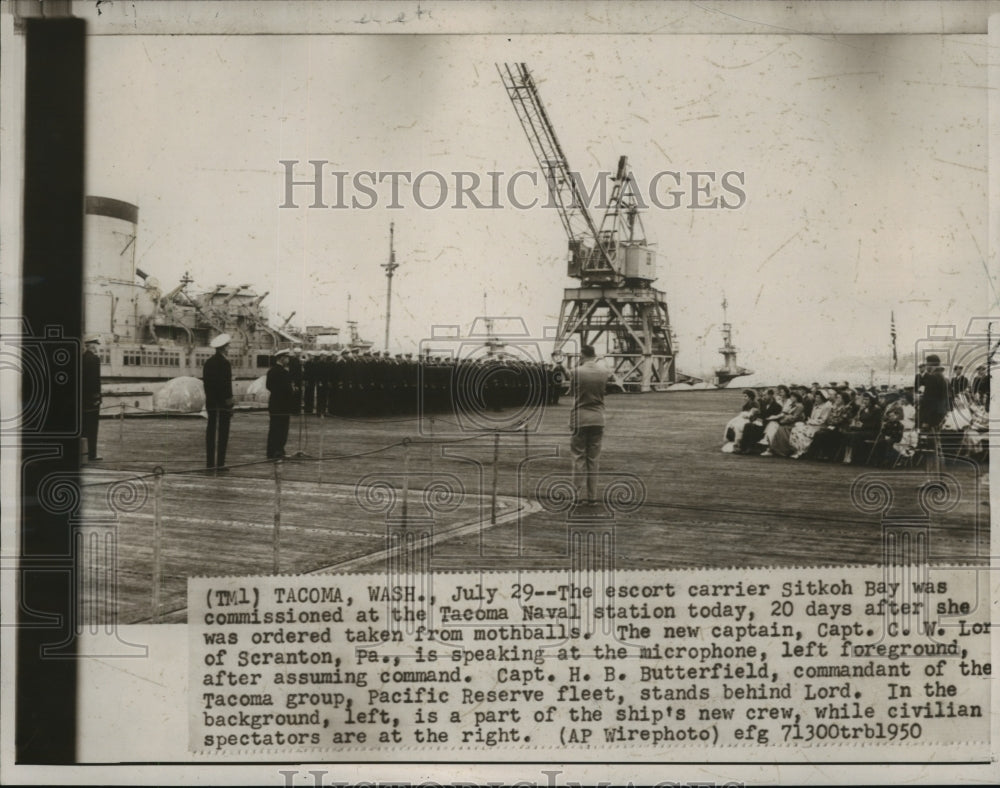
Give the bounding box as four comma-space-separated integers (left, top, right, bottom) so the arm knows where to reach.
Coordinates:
710, 298, 753, 388
85, 194, 750, 413
83, 196, 371, 411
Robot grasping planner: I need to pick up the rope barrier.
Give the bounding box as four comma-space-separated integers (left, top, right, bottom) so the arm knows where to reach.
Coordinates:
273, 460, 282, 573
81, 420, 535, 488
151, 466, 164, 624
97, 398, 558, 426
76, 428, 515, 488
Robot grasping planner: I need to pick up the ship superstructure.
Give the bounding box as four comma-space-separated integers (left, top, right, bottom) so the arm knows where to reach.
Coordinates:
83, 196, 359, 408
713, 298, 753, 387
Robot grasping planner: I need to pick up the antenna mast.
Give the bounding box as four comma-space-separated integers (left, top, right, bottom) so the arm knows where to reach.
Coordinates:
381, 223, 399, 351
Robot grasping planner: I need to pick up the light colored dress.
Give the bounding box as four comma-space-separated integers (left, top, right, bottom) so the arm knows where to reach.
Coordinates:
790, 400, 832, 454
768, 402, 805, 457
764, 397, 792, 444
723, 400, 757, 447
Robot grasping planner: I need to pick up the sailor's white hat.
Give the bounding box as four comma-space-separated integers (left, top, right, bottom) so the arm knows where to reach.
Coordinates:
210, 333, 232, 348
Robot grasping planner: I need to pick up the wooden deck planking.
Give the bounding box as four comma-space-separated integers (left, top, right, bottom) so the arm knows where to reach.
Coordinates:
81, 391, 989, 623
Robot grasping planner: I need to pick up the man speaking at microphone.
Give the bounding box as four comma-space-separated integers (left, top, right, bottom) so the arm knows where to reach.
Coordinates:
570, 344, 611, 505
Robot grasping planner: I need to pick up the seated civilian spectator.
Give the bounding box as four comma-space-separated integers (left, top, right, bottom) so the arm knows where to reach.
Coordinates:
811, 389, 856, 461
722, 389, 758, 453
762, 385, 790, 447
959, 400, 989, 460
790, 389, 832, 458
870, 395, 907, 466
740, 388, 781, 454
764, 390, 805, 457
845, 391, 882, 464
892, 391, 919, 459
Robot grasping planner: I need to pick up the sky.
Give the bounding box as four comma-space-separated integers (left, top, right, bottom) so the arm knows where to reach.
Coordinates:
85, 32, 992, 381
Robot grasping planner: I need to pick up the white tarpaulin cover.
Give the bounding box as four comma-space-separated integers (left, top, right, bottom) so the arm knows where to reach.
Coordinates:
245, 374, 270, 404
152, 376, 205, 413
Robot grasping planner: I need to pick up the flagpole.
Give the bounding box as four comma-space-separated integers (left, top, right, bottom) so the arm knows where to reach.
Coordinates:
890, 310, 898, 389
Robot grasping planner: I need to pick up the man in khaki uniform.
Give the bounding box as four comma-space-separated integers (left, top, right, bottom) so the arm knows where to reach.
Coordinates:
570, 344, 611, 504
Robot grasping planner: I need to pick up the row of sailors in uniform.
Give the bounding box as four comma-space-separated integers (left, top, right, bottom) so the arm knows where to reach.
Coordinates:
278, 348, 567, 416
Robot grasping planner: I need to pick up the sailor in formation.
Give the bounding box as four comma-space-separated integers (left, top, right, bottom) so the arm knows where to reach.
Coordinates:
289, 350, 567, 418
266, 348, 296, 459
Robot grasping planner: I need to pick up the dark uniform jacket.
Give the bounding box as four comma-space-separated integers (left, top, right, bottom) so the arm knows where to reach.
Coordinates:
919, 370, 950, 426
82, 349, 102, 410
203, 353, 233, 410
266, 363, 296, 415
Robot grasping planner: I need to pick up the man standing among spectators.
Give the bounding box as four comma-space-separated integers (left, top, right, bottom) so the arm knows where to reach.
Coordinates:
919, 354, 950, 477
570, 344, 611, 504
266, 348, 295, 459
203, 333, 234, 470
950, 364, 969, 403
81, 335, 102, 462
972, 364, 989, 406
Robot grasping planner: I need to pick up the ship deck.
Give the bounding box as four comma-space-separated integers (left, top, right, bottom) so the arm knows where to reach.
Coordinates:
78, 390, 989, 624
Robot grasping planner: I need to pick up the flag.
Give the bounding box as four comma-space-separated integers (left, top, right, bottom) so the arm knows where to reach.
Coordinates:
890, 311, 898, 370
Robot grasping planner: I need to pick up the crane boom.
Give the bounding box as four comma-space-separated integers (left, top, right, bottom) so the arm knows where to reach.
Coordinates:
498, 62, 676, 390
497, 63, 614, 276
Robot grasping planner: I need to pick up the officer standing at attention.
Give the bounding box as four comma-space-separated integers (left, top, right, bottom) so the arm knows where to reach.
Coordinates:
82, 335, 103, 461
266, 348, 296, 459
203, 333, 234, 470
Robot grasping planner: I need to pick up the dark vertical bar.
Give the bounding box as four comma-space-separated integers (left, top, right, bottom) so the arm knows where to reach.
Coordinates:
18, 16, 85, 764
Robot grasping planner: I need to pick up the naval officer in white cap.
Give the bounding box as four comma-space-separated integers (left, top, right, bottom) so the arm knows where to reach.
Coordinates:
203, 333, 234, 470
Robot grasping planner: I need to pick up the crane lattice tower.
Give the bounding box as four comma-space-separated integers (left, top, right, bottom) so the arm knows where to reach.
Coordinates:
498, 63, 677, 391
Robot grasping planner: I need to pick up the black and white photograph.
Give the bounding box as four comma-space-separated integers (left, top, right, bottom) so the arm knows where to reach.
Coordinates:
2, 1, 997, 784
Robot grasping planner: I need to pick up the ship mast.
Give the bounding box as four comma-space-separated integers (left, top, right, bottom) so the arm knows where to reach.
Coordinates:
718, 296, 738, 374
381, 222, 399, 351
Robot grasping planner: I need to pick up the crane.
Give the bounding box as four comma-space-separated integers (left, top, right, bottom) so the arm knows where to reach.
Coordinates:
497, 63, 676, 391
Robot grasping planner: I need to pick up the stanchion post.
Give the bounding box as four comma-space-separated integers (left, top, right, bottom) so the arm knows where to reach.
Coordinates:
524, 425, 529, 458
151, 466, 164, 624
273, 459, 282, 574
317, 414, 324, 484
119, 401, 125, 445
491, 430, 500, 525
428, 416, 435, 475
401, 438, 410, 527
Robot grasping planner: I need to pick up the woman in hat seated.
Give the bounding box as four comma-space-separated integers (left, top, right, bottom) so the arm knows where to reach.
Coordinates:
789, 389, 832, 458
740, 388, 781, 454
891, 391, 919, 459
871, 397, 906, 466
811, 389, 856, 461
763, 389, 805, 457
722, 389, 759, 453
761, 385, 792, 447
844, 391, 882, 464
